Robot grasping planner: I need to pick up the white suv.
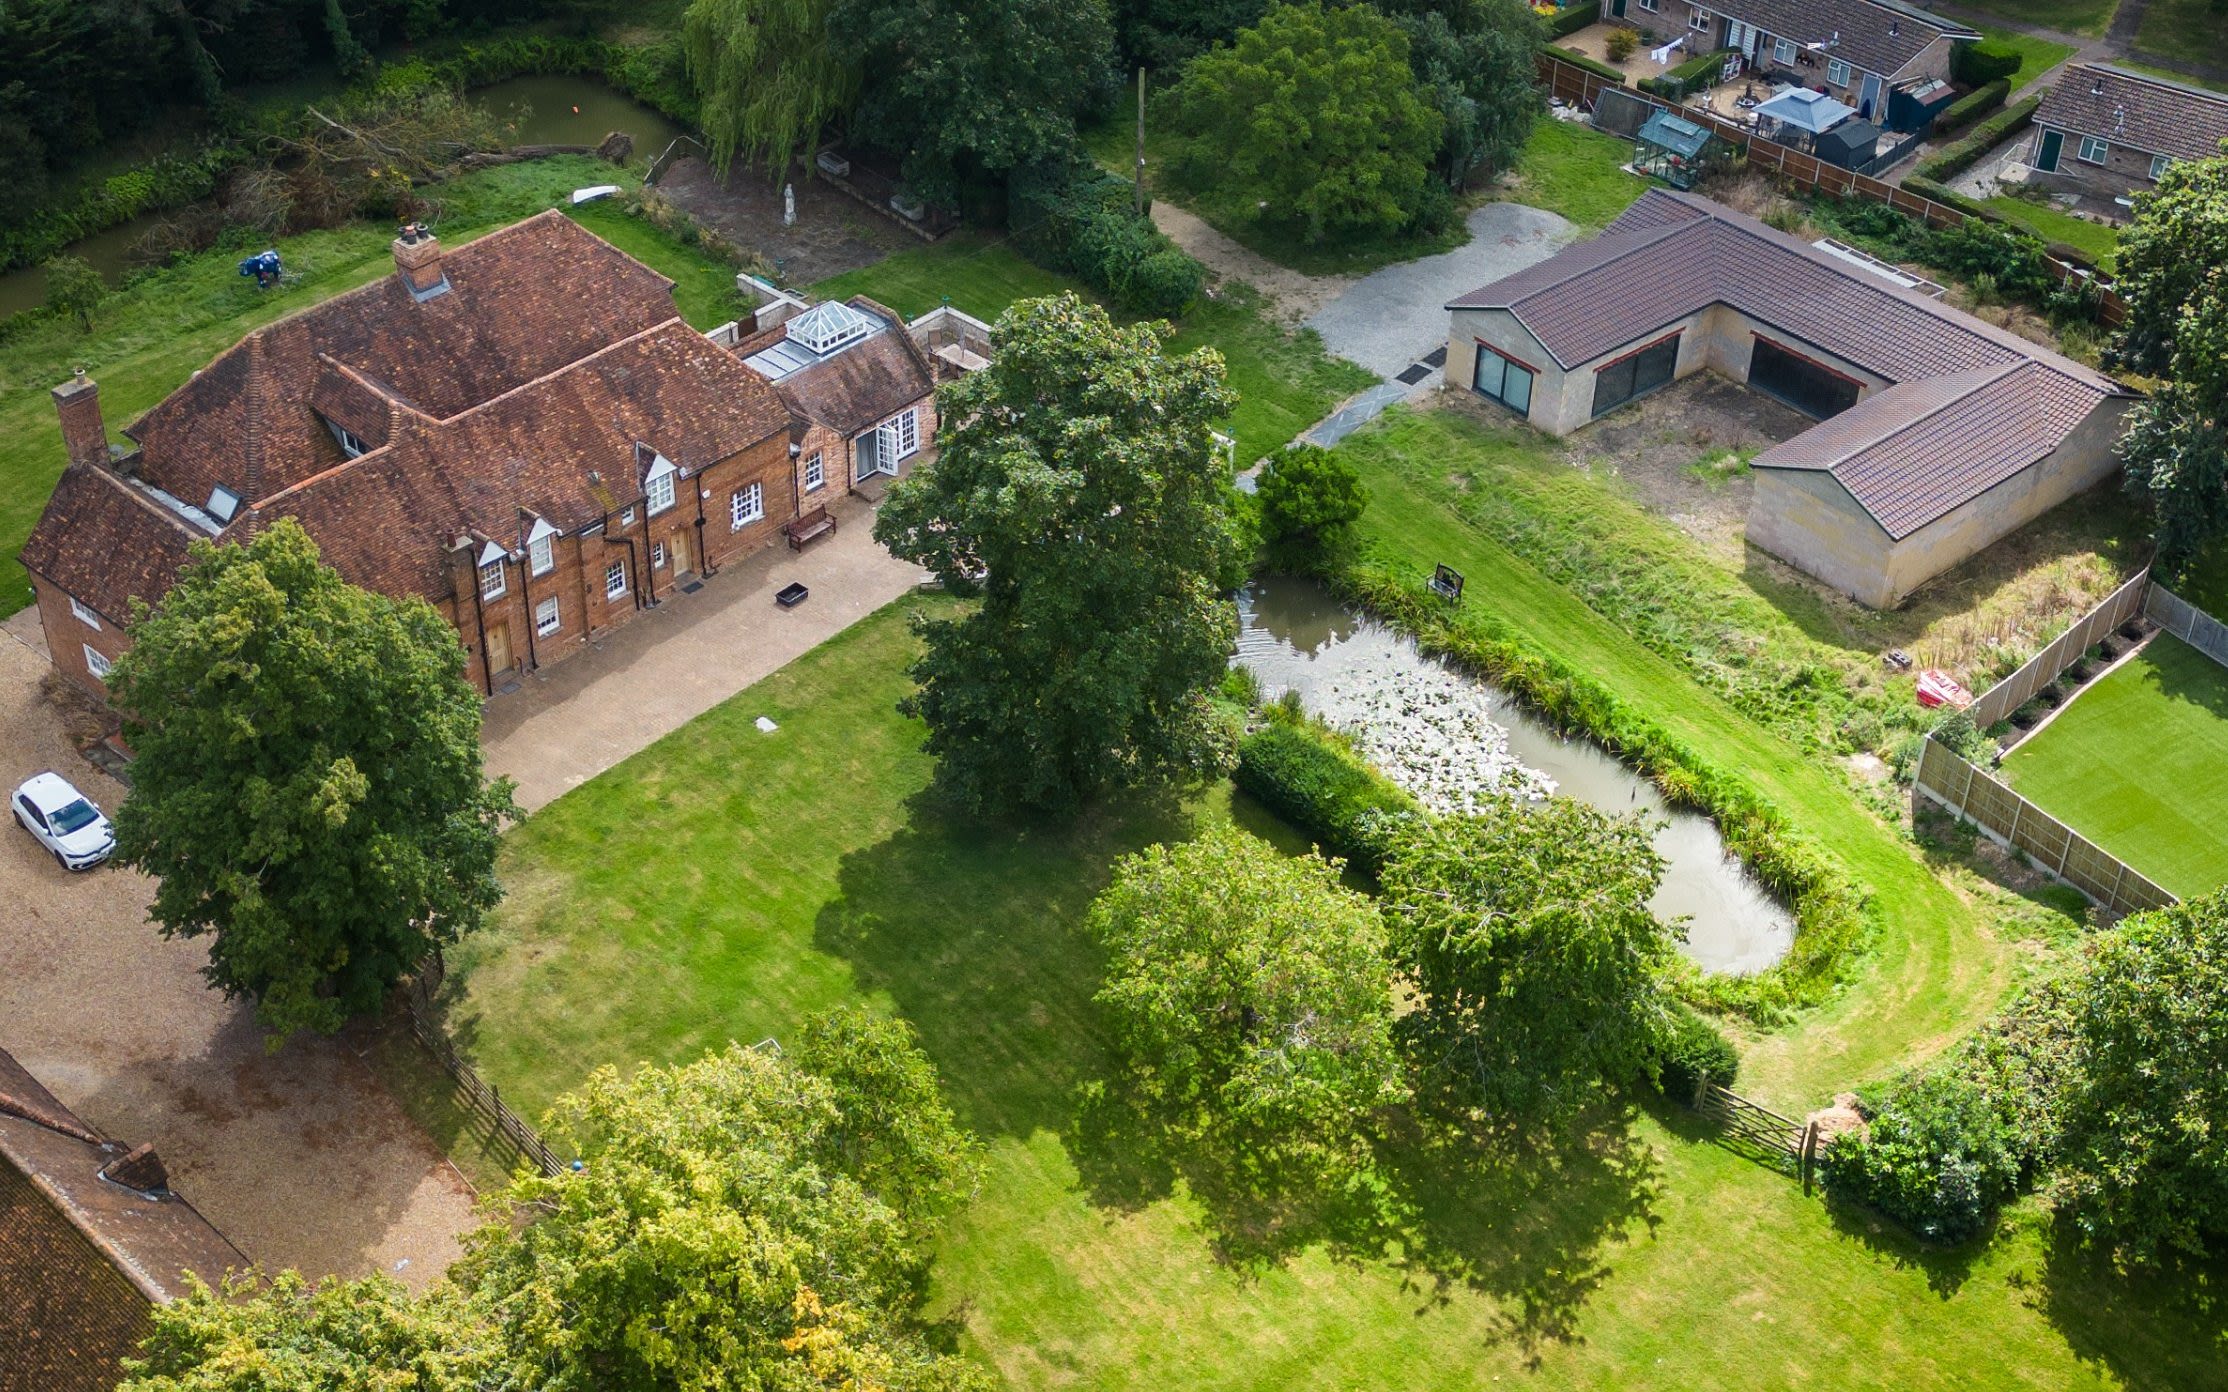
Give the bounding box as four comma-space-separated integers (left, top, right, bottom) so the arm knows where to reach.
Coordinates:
12, 772, 115, 871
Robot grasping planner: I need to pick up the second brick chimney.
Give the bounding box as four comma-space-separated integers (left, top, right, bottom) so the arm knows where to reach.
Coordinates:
52, 369, 109, 468
392, 222, 450, 301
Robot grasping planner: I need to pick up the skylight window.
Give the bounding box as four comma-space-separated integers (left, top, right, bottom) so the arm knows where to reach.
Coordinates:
206, 485, 241, 524
786, 300, 874, 356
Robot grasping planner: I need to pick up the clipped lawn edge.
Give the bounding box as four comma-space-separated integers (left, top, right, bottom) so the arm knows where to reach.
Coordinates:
1335, 559, 1873, 1023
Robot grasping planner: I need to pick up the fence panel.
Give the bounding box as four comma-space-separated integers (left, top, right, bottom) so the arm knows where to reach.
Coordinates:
1913, 737, 2177, 916
1968, 567, 2153, 731
403, 970, 568, 1178
2145, 585, 2228, 669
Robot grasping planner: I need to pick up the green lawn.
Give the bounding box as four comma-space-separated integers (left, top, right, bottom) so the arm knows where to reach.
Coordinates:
1971, 27, 2081, 90
1983, 196, 2119, 269
414, 595, 2224, 1390
2134, 0, 2228, 68
1949, 0, 2120, 38
2004, 634, 2228, 898
1495, 117, 1649, 232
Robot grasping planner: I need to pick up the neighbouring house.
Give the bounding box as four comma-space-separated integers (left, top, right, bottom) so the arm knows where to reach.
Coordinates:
1600, 0, 1976, 129
1444, 188, 2137, 608
1, 1048, 244, 1392
2025, 63, 2228, 209
19, 212, 987, 700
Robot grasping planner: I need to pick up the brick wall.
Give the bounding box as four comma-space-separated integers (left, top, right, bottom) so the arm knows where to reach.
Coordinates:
29, 575, 126, 700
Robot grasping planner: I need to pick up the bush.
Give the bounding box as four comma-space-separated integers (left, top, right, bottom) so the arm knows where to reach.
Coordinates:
1605, 28, 1637, 63
1953, 38, 2023, 88
1921, 216, 2054, 301
1258, 446, 1367, 572
1009, 159, 1204, 318
1818, 1071, 2026, 1244
1651, 1000, 1740, 1100
1233, 720, 1418, 875
1934, 78, 2010, 137
1915, 94, 2040, 182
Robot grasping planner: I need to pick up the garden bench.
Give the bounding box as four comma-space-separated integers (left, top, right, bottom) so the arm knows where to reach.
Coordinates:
784, 504, 837, 550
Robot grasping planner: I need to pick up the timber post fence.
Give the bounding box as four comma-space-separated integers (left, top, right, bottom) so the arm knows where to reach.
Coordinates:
1535, 51, 2126, 326
402, 959, 568, 1178
1967, 567, 2154, 732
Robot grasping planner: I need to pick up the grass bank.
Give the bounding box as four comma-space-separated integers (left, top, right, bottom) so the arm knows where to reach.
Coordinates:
1972, 27, 2081, 91
404, 595, 2223, 1390
1984, 196, 2119, 270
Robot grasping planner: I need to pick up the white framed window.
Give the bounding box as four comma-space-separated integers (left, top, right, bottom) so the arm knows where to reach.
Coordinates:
652, 541, 668, 570
535, 596, 561, 637
83, 645, 111, 682
479, 558, 506, 601
69, 596, 102, 631
646, 468, 676, 515
1826, 58, 1851, 87
803, 453, 825, 492
528, 532, 554, 578
874, 408, 921, 467
620, 506, 637, 528
605, 559, 628, 600
731, 482, 764, 530
1638, 0, 1658, 10
327, 419, 368, 458
1689, 7, 1711, 33
2078, 134, 2109, 164
1773, 37, 1795, 63
2149, 153, 2171, 180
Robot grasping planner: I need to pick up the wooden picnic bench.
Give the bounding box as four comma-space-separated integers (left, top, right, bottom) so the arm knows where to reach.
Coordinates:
784, 503, 837, 550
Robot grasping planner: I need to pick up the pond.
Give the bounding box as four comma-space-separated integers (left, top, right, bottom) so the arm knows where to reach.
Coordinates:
1234, 575, 1796, 976
470, 75, 691, 172
0, 212, 168, 321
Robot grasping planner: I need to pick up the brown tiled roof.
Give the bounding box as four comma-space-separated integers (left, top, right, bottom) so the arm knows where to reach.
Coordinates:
1448, 188, 2132, 535
762, 298, 938, 438
17, 464, 199, 624
126, 211, 678, 513
1706, 0, 1973, 79
2036, 63, 2228, 162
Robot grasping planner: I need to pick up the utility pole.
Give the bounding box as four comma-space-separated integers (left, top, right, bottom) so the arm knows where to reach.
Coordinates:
1135, 67, 1147, 218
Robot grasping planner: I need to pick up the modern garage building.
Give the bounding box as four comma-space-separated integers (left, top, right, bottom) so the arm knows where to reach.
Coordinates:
1443, 188, 2136, 608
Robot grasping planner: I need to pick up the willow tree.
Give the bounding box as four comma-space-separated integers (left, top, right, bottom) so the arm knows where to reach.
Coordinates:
683, 0, 861, 177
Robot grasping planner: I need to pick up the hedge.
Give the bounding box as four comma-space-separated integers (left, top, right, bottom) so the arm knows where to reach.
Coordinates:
1008, 159, 1203, 318
1914, 93, 2040, 182
1233, 719, 1418, 877
1336, 561, 1871, 1022
1933, 78, 2010, 138
1901, 174, 1993, 220
1553, 47, 1632, 85
1952, 37, 2023, 88
1651, 999, 1741, 1101
1544, 3, 1598, 39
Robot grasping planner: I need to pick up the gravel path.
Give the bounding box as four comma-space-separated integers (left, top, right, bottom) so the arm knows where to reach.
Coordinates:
0, 625, 477, 1291
1147, 202, 1354, 322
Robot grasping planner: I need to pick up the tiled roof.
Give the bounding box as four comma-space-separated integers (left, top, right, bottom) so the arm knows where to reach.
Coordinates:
1447, 189, 2131, 535
127, 212, 678, 512
764, 298, 938, 437
18, 464, 199, 623
1709, 0, 1973, 79
2036, 63, 2228, 162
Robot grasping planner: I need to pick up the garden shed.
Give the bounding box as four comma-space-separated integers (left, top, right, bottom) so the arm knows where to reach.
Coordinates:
1633, 111, 1715, 189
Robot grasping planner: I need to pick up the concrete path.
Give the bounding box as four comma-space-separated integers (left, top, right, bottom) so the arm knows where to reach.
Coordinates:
482, 493, 925, 812
0, 624, 478, 1291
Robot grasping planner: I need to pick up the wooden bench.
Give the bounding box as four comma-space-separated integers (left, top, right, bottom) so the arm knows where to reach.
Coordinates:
784, 505, 837, 550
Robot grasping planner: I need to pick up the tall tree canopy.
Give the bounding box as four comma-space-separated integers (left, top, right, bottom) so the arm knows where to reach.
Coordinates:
1381, 797, 1677, 1121
1389, 0, 1540, 187
1256, 444, 1367, 572
2056, 889, 2228, 1263
873, 292, 1243, 814
1088, 826, 1406, 1188
831, 0, 1117, 201
107, 518, 516, 1039
2109, 150, 2228, 578
1162, 1, 1444, 242
683, 0, 861, 177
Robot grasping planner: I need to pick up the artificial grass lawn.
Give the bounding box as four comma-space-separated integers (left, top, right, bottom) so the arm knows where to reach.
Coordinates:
2004, 634, 2228, 898
1495, 117, 1650, 232
1971, 27, 2081, 91
429, 597, 2223, 1389
814, 236, 1373, 465
2134, 0, 2228, 67
1984, 196, 2119, 270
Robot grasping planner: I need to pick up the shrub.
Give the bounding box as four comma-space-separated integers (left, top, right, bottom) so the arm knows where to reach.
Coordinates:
1605, 27, 1637, 63
42, 254, 105, 330
1233, 720, 1418, 875
1953, 38, 2023, 87
1915, 95, 2040, 183
1651, 1000, 1740, 1100
1934, 78, 2010, 136
1008, 159, 1204, 318
1922, 216, 2054, 301
1258, 446, 1367, 572
1819, 1070, 2026, 1244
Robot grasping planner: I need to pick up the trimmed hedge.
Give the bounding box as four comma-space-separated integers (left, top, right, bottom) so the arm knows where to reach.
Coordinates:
1914, 94, 2040, 182
1233, 719, 1418, 877
1554, 47, 1632, 85
1901, 174, 1992, 219
1337, 561, 1871, 1022
1934, 78, 2010, 138
1544, 4, 1598, 40
1952, 38, 2023, 88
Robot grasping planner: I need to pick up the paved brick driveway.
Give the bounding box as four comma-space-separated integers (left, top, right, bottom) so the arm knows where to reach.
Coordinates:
0, 615, 477, 1291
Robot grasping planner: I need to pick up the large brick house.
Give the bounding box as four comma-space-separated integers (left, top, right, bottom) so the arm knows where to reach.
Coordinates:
21, 212, 965, 698
2025, 64, 2228, 209
1601, 0, 1976, 128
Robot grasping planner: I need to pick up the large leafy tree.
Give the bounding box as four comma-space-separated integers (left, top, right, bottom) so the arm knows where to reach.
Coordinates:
1162, 1, 1444, 242
683, 0, 861, 178
830, 0, 1116, 202
873, 292, 1243, 814
1088, 826, 1406, 1187
1256, 444, 1366, 572
1381, 797, 1677, 1121
122, 1271, 489, 1391
1389, 0, 1540, 188
2109, 149, 2228, 578
2056, 889, 2228, 1263
107, 518, 516, 1039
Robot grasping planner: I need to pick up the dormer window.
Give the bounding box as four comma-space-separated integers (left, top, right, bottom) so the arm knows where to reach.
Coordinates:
638, 442, 678, 515
527, 518, 559, 577
206, 485, 241, 524
477, 540, 507, 600
327, 419, 369, 458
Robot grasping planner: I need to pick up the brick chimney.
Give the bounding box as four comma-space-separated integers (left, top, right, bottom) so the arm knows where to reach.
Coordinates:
392, 222, 449, 300
52, 369, 109, 468
101, 1142, 170, 1193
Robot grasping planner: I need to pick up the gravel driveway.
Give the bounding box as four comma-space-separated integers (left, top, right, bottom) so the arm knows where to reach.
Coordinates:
1306, 202, 1577, 380
0, 619, 477, 1291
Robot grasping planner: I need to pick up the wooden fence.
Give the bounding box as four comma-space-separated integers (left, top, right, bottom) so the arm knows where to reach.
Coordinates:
1912, 736, 2177, 915
1968, 567, 2153, 731
2146, 583, 2228, 668
1694, 1082, 1818, 1182
1536, 52, 2126, 325
403, 964, 568, 1178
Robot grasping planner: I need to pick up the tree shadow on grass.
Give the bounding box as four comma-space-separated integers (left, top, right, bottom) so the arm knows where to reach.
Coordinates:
2033, 1219, 2228, 1389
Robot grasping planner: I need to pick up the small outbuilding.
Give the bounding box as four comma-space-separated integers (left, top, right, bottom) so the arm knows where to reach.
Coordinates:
1634, 111, 1717, 189
1753, 87, 1857, 154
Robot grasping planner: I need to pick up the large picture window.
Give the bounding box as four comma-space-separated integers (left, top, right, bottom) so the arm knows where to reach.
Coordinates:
1748, 336, 1862, 419
1592, 333, 1681, 419
1470, 343, 1535, 416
